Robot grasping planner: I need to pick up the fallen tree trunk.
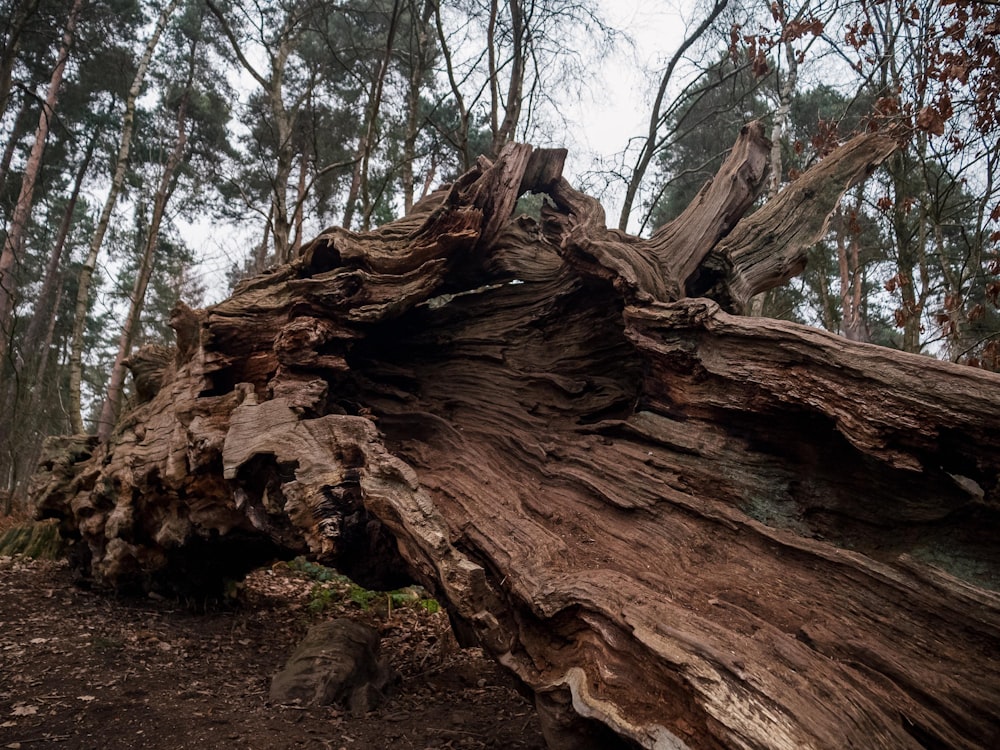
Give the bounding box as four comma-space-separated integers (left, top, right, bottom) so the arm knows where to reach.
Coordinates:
30, 123, 1000, 749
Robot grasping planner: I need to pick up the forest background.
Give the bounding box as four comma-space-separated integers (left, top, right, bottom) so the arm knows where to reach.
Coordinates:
0, 0, 997, 505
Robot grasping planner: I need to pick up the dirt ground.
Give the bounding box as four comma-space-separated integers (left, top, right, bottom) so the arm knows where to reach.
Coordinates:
0, 553, 547, 750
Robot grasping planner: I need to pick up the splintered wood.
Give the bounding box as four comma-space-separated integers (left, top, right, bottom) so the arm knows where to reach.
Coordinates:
31, 130, 1000, 749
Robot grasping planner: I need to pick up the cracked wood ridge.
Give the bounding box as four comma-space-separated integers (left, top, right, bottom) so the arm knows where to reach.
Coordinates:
30, 123, 1000, 749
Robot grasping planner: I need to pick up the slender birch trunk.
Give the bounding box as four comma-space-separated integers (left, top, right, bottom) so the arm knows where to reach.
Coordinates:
0, 95, 30, 191
97, 55, 192, 441
767, 33, 799, 200
401, 0, 435, 214
343, 0, 402, 231
22, 128, 99, 360
750, 1, 811, 318
0, 0, 83, 364
66, 0, 180, 433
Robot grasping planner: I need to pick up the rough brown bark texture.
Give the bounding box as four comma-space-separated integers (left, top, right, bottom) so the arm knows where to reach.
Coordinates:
30, 125, 1000, 749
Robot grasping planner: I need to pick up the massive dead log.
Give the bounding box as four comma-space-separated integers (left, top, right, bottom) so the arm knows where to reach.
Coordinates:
30, 124, 1000, 749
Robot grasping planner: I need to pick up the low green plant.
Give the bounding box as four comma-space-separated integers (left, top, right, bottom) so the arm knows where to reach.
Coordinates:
308, 583, 336, 613
346, 584, 375, 609
418, 597, 440, 614
285, 556, 443, 616
286, 556, 349, 584
350, 584, 442, 615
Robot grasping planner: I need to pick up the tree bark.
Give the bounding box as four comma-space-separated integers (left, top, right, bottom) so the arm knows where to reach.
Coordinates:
836, 205, 868, 343
96, 82, 191, 442
267, 37, 295, 264
22, 126, 100, 362
30, 130, 1000, 749
342, 0, 402, 232
401, 0, 434, 214
0, 0, 83, 364
488, 0, 525, 157
66, 0, 181, 433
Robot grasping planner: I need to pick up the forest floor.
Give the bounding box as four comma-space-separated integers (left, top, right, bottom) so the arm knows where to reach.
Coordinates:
0, 536, 546, 750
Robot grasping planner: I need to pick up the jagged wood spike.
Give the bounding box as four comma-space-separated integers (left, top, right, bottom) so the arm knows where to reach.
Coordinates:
30, 128, 1000, 749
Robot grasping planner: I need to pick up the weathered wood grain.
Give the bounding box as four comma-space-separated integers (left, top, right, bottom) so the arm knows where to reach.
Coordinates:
30, 132, 1000, 749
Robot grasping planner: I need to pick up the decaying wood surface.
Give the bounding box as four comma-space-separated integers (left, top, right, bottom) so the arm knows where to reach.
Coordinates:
30, 123, 1000, 749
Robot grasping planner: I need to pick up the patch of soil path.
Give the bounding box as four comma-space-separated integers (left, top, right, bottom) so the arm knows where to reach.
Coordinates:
0, 556, 546, 749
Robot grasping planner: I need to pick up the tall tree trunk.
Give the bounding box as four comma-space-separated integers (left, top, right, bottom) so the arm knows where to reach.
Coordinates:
872, 2, 931, 353
0, 82, 96, 495
766, 0, 807, 200
21, 127, 99, 360
618, 0, 729, 231
936, 223, 967, 362
14, 279, 66, 493
0, 130, 99, 491
0, 94, 30, 190
401, 32, 418, 212
488, 0, 525, 157
66, 0, 180, 434
0, 0, 83, 365
267, 38, 295, 264
343, 0, 402, 232
434, 2, 471, 169
96, 78, 191, 442
255, 203, 274, 272
290, 148, 307, 256
889, 152, 931, 353
401, 0, 434, 214
837, 206, 868, 343
486, 0, 499, 142
815, 263, 836, 332
420, 152, 437, 201
33, 280, 64, 413
749, 0, 822, 319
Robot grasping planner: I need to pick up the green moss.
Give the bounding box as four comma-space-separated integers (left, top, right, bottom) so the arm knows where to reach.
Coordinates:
910, 544, 999, 592
0, 520, 64, 559
739, 494, 809, 535
308, 583, 336, 613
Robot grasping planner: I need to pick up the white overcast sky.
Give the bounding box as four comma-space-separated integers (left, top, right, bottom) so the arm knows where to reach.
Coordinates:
570, 1, 689, 157
186, 0, 692, 302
